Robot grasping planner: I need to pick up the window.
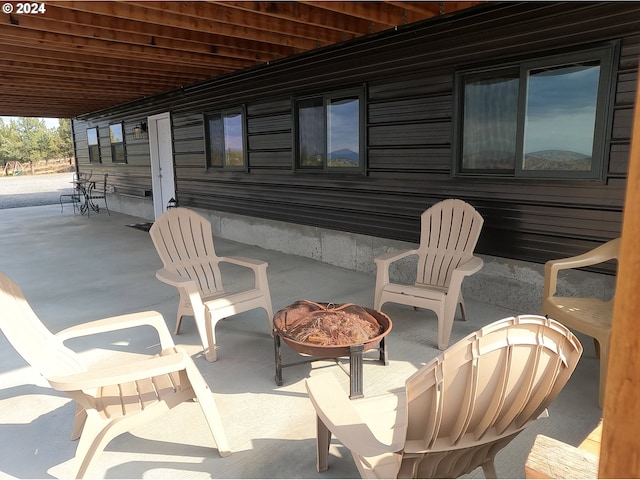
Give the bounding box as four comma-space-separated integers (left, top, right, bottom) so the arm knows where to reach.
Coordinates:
87, 127, 100, 163
109, 123, 126, 163
294, 88, 365, 172
454, 45, 616, 180
205, 107, 246, 170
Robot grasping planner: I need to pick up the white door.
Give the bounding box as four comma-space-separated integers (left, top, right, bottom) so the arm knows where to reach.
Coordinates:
148, 112, 175, 219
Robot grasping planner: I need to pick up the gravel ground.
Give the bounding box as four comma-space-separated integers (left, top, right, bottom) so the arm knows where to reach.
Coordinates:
0, 172, 76, 209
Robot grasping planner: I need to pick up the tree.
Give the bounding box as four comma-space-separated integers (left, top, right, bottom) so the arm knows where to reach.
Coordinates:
0, 117, 72, 165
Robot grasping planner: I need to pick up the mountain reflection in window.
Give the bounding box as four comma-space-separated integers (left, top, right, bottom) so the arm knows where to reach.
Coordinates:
457, 45, 611, 180
523, 62, 599, 171
298, 94, 360, 169
327, 97, 360, 168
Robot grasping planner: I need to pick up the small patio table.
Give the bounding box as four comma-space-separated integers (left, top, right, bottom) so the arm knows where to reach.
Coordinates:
72, 178, 100, 216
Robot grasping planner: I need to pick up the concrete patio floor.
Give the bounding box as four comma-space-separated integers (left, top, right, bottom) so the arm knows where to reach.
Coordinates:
0, 205, 603, 479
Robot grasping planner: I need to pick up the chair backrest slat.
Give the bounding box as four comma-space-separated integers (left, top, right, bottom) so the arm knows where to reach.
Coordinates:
404, 315, 582, 462
416, 199, 484, 288
0, 273, 85, 378
150, 208, 224, 295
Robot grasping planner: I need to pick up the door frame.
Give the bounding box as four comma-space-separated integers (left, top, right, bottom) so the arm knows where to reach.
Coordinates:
148, 112, 175, 219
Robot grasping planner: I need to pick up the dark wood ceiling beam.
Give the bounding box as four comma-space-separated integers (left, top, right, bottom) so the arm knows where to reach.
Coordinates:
206, 1, 383, 35
0, 13, 278, 63
0, 44, 226, 77
297, 1, 409, 27
0, 95, 115, 117
385, 1, 441, 17
58, 1, 324, 49
0, 62, 185, 89
0, 57, 195, 85
21, 4, 298, 59
0, 26, 254, 70
123, 1, 354, 44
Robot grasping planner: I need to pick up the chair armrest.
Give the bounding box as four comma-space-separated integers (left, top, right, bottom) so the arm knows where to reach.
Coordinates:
544, 238, 620, 297
374, 249, 419, 292
55, 310, 175, 350
47, 350, 190, 391
305, 374, 402, 457
219, 256, 268, 270
453, 255, 483, 276
219, 256, 269, 291
155, 268, 196, 288
374, 248, 419, 267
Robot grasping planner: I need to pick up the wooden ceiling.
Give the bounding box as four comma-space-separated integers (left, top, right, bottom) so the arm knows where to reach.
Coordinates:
0, 1, 482, 119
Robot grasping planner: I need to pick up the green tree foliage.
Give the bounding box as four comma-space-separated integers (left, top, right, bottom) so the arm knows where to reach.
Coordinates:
0, 117, 73, 165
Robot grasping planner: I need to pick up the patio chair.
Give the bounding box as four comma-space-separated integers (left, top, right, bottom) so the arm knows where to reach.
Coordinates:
542, 237, 620, 407
374, 199, 484, 350
149, 207, 274, 362
0, 272, 230, 479
305, 314, 583, 479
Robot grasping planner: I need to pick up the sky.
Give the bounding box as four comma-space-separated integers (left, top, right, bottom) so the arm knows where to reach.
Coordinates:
1, 116, 60, 129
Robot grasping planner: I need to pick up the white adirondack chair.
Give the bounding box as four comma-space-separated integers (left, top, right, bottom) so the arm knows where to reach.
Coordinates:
374, 199, 484, 350
0, 272, 230, 479
149, 207, 274, 361
306, 314, 583, 479
543, 237, 620, 407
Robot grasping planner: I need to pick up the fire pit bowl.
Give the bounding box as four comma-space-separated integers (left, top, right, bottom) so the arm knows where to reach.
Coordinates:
273, 300, 392, 358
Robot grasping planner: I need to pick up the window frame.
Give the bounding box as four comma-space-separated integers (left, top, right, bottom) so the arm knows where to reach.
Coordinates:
204, 106, 248, 171
87, 127, 101, 163
109, 122, 127, 164
293, 87, 366, 174
453, 43, 618, 181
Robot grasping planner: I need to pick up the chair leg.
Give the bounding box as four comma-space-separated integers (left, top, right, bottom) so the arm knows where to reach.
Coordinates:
73, 416, 117, 479
458, 292, 467, 321
185, 361, 231, 456
598, 339, 610, 408
103, 195, 111, 215
481, 460, 498, 479
437, 304, 452, 350
203, 310, 221, 362
316, 416, 332, 472
71, 404, 88, 440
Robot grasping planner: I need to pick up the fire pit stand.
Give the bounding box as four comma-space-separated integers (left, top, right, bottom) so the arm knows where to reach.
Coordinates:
272, 300, 392, 399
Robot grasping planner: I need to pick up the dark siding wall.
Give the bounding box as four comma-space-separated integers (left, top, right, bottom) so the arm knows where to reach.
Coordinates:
73, 112, 155, 197
73, 2, 640, 272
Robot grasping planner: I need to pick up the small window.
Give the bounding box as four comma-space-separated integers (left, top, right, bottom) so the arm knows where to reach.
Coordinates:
294, 88, 365, 172
109, 123, 126, 163
87, 127, 100, 163
205, 107, 246, 170
454, 44, 616, 180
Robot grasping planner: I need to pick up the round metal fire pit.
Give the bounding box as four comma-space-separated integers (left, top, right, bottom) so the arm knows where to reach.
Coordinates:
273, 300, 392, 358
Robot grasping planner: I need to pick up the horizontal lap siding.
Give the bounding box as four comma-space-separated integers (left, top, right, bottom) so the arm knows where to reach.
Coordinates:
72, 111, 155, 196
73, 2, 640, 272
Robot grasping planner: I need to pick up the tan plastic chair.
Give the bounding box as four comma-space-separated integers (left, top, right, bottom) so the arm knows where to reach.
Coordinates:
542, 238, 620, 407
374, 199, 484, 350
0, 272, 230, 479
150, 207, 274, 361
306, 314, 583, 479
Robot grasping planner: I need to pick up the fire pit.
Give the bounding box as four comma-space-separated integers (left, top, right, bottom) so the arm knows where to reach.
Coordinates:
273, 300, 392, 398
